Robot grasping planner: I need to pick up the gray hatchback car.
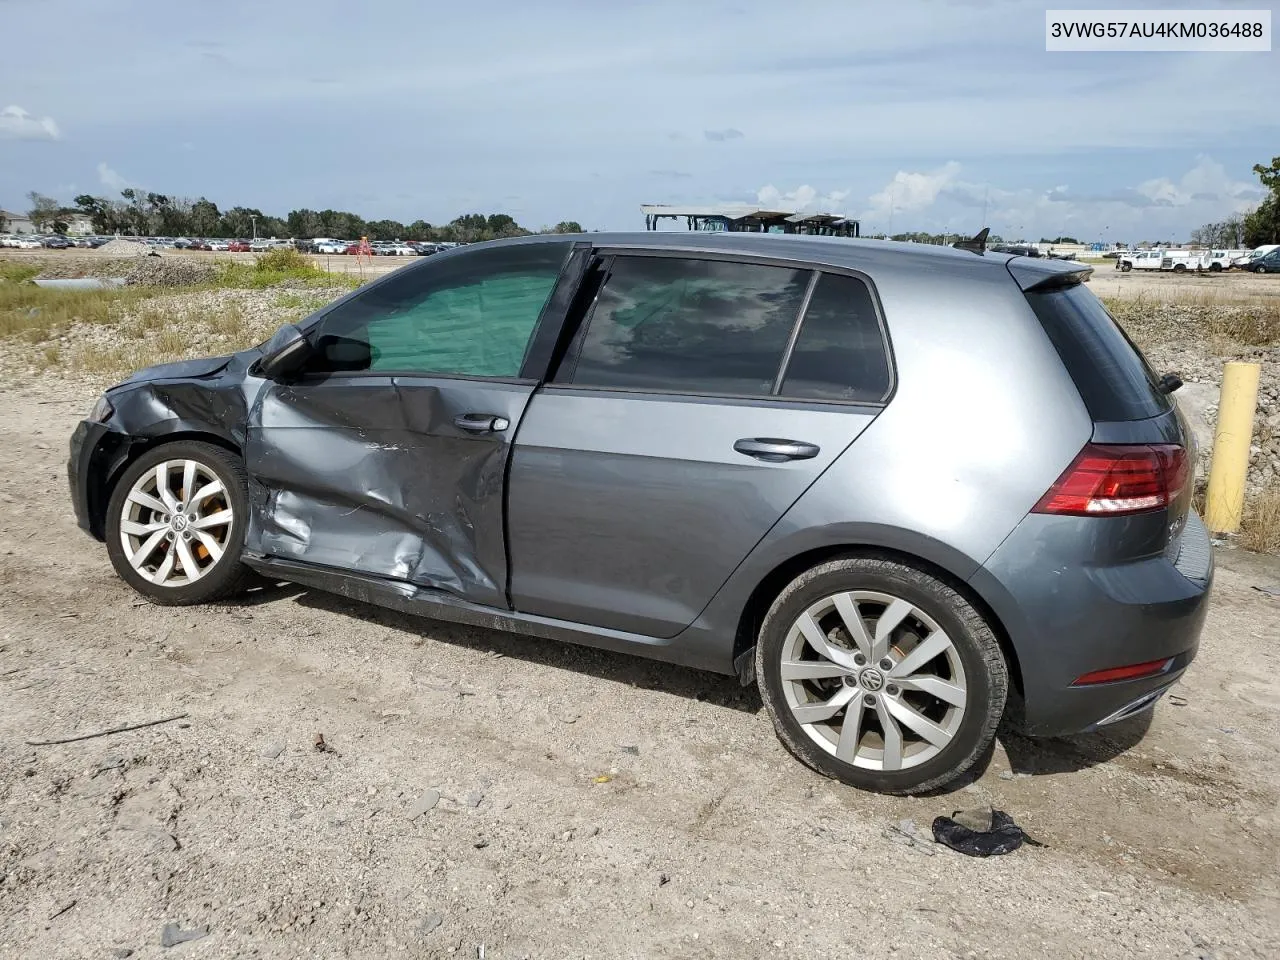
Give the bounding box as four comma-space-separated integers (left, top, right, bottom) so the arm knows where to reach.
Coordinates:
68, 233, 1212, 794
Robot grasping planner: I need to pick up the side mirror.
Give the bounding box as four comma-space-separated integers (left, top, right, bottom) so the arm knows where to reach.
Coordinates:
253, 324, 313, 381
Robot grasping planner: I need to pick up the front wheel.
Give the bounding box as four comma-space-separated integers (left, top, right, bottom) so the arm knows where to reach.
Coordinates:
105, 441, 251, 606
1257, 265, 1270, 274
1120, 262, 1132, 272
756, 557, 1007, 795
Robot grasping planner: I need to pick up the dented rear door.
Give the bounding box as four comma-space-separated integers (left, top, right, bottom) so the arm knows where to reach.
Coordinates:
242, 240, 577, 608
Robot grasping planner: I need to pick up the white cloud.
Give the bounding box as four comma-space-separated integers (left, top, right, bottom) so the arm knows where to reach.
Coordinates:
1134, 156, 1258, 210
864, 162, 962, 221
756, 184, 851, 213
97, 162, 130, 191
0, 105, 60, 141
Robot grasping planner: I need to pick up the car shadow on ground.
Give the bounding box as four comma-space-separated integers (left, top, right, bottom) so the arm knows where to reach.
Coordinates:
999, 710, 1155, 776
276, 584, 763, 715
221, 579, 308, 607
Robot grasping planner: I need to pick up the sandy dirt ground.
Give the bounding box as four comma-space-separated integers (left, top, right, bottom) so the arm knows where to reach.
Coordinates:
1, 372, 1278, 959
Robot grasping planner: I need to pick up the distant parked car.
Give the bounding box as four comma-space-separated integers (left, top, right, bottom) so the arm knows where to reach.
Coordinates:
991, 244, 1040, 258
41, 235, 72, 249
1242, 248, 1280, 274
207, 240, 230, 251
314, 239, 347, 255
11, 236, 43, 249
1234, 245, 1280, 269
227, 240, 251, 253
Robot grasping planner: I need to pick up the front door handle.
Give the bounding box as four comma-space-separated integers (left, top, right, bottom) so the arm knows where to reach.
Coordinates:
454, 413, 510, 433
733, 438, 820, 463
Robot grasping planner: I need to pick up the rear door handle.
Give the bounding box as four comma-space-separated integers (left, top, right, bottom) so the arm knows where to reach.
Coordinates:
733, 438, 820, 462
454, 413, 510, 433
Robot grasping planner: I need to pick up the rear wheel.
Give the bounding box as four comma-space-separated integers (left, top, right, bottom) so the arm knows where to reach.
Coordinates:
1173, 263, 1187, 273
1120, 262, 1132, 272
756, 557, 1007, 795
105, 441, 251, 605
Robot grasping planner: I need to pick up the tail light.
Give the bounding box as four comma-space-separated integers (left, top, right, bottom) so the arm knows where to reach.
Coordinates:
1033, 443, 1188, 517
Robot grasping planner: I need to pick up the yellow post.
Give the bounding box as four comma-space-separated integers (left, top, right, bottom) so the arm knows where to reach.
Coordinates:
1204, 361, 1261, 534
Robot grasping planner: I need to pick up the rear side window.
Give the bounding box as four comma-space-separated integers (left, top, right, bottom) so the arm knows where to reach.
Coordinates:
1026, 284, 1170, 422
563, 255, 810, 395
780, 274, 891, 402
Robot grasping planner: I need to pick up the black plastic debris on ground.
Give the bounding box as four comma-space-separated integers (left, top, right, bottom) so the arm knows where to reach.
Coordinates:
931, 809, 1044, 857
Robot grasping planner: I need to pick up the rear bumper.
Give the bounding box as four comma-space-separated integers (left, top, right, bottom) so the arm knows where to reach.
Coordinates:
970, 510, 1212, 737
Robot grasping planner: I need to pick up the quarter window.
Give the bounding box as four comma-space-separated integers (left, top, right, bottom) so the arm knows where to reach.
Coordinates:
780, 273, 891, 403
562, 255, 811, 395
310, 242, 570, 377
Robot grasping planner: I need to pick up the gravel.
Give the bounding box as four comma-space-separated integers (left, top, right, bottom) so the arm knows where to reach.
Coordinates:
122, 257, 217, 287
94, 239, 151, 257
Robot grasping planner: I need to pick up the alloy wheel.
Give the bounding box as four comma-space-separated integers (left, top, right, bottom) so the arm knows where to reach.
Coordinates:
118, 459, 233, 587
779, 591, 968, 771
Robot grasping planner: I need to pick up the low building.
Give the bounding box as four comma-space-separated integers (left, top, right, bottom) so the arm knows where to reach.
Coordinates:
0, 210, 93, 235
641, 203, 860, 237
0, 210, 35, 233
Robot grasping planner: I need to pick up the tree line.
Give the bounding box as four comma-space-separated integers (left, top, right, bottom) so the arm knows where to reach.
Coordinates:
11, 189, 583, 242
1193, 157, 1280, 249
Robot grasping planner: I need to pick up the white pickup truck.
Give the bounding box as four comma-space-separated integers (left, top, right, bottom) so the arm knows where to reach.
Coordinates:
1116, 250, 1208, 273
1207, 249, 1246, 272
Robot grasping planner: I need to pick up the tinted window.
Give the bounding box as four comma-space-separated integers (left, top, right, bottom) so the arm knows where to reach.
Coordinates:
311, 242, 569, 377
564, 256, 810, 395
781, 273, 890, 402
1026, 283, 1171, 422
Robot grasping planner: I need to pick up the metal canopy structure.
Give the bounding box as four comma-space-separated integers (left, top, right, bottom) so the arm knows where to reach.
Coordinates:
641, 204, 860, 237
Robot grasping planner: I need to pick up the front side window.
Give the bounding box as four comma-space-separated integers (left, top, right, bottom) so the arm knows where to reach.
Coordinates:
310, 242, 570, 378
562, 255, 811, 395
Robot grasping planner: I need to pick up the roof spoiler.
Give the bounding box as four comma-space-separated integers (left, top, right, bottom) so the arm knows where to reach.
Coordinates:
1008, 260, 1094, 291
952, 227, 989, 255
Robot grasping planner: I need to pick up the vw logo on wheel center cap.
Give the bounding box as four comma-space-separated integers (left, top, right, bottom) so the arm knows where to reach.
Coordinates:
858, 668, 885, 692
170, 514, 188, 532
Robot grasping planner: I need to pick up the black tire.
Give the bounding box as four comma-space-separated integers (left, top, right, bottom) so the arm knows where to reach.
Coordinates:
755, 557, 1007, 795
1257, 265, 1269, 275
1120, 262, 1132, 272
105, 440, 251, 606
1173, 263, 1187, 273
1209, 263, 1222, 272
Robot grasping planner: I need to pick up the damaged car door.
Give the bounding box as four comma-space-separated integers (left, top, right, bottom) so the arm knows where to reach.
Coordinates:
243, 241, 575, 607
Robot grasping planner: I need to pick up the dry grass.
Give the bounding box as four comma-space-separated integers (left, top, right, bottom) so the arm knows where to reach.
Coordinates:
0, 264, 153, 343
214, 248, 361, 291
1239, 486, 1280, 554
32, 295, 295, 379
2, 251, 354, 381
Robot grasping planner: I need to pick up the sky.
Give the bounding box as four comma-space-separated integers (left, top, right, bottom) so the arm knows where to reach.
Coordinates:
1, 0, 1276, 241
